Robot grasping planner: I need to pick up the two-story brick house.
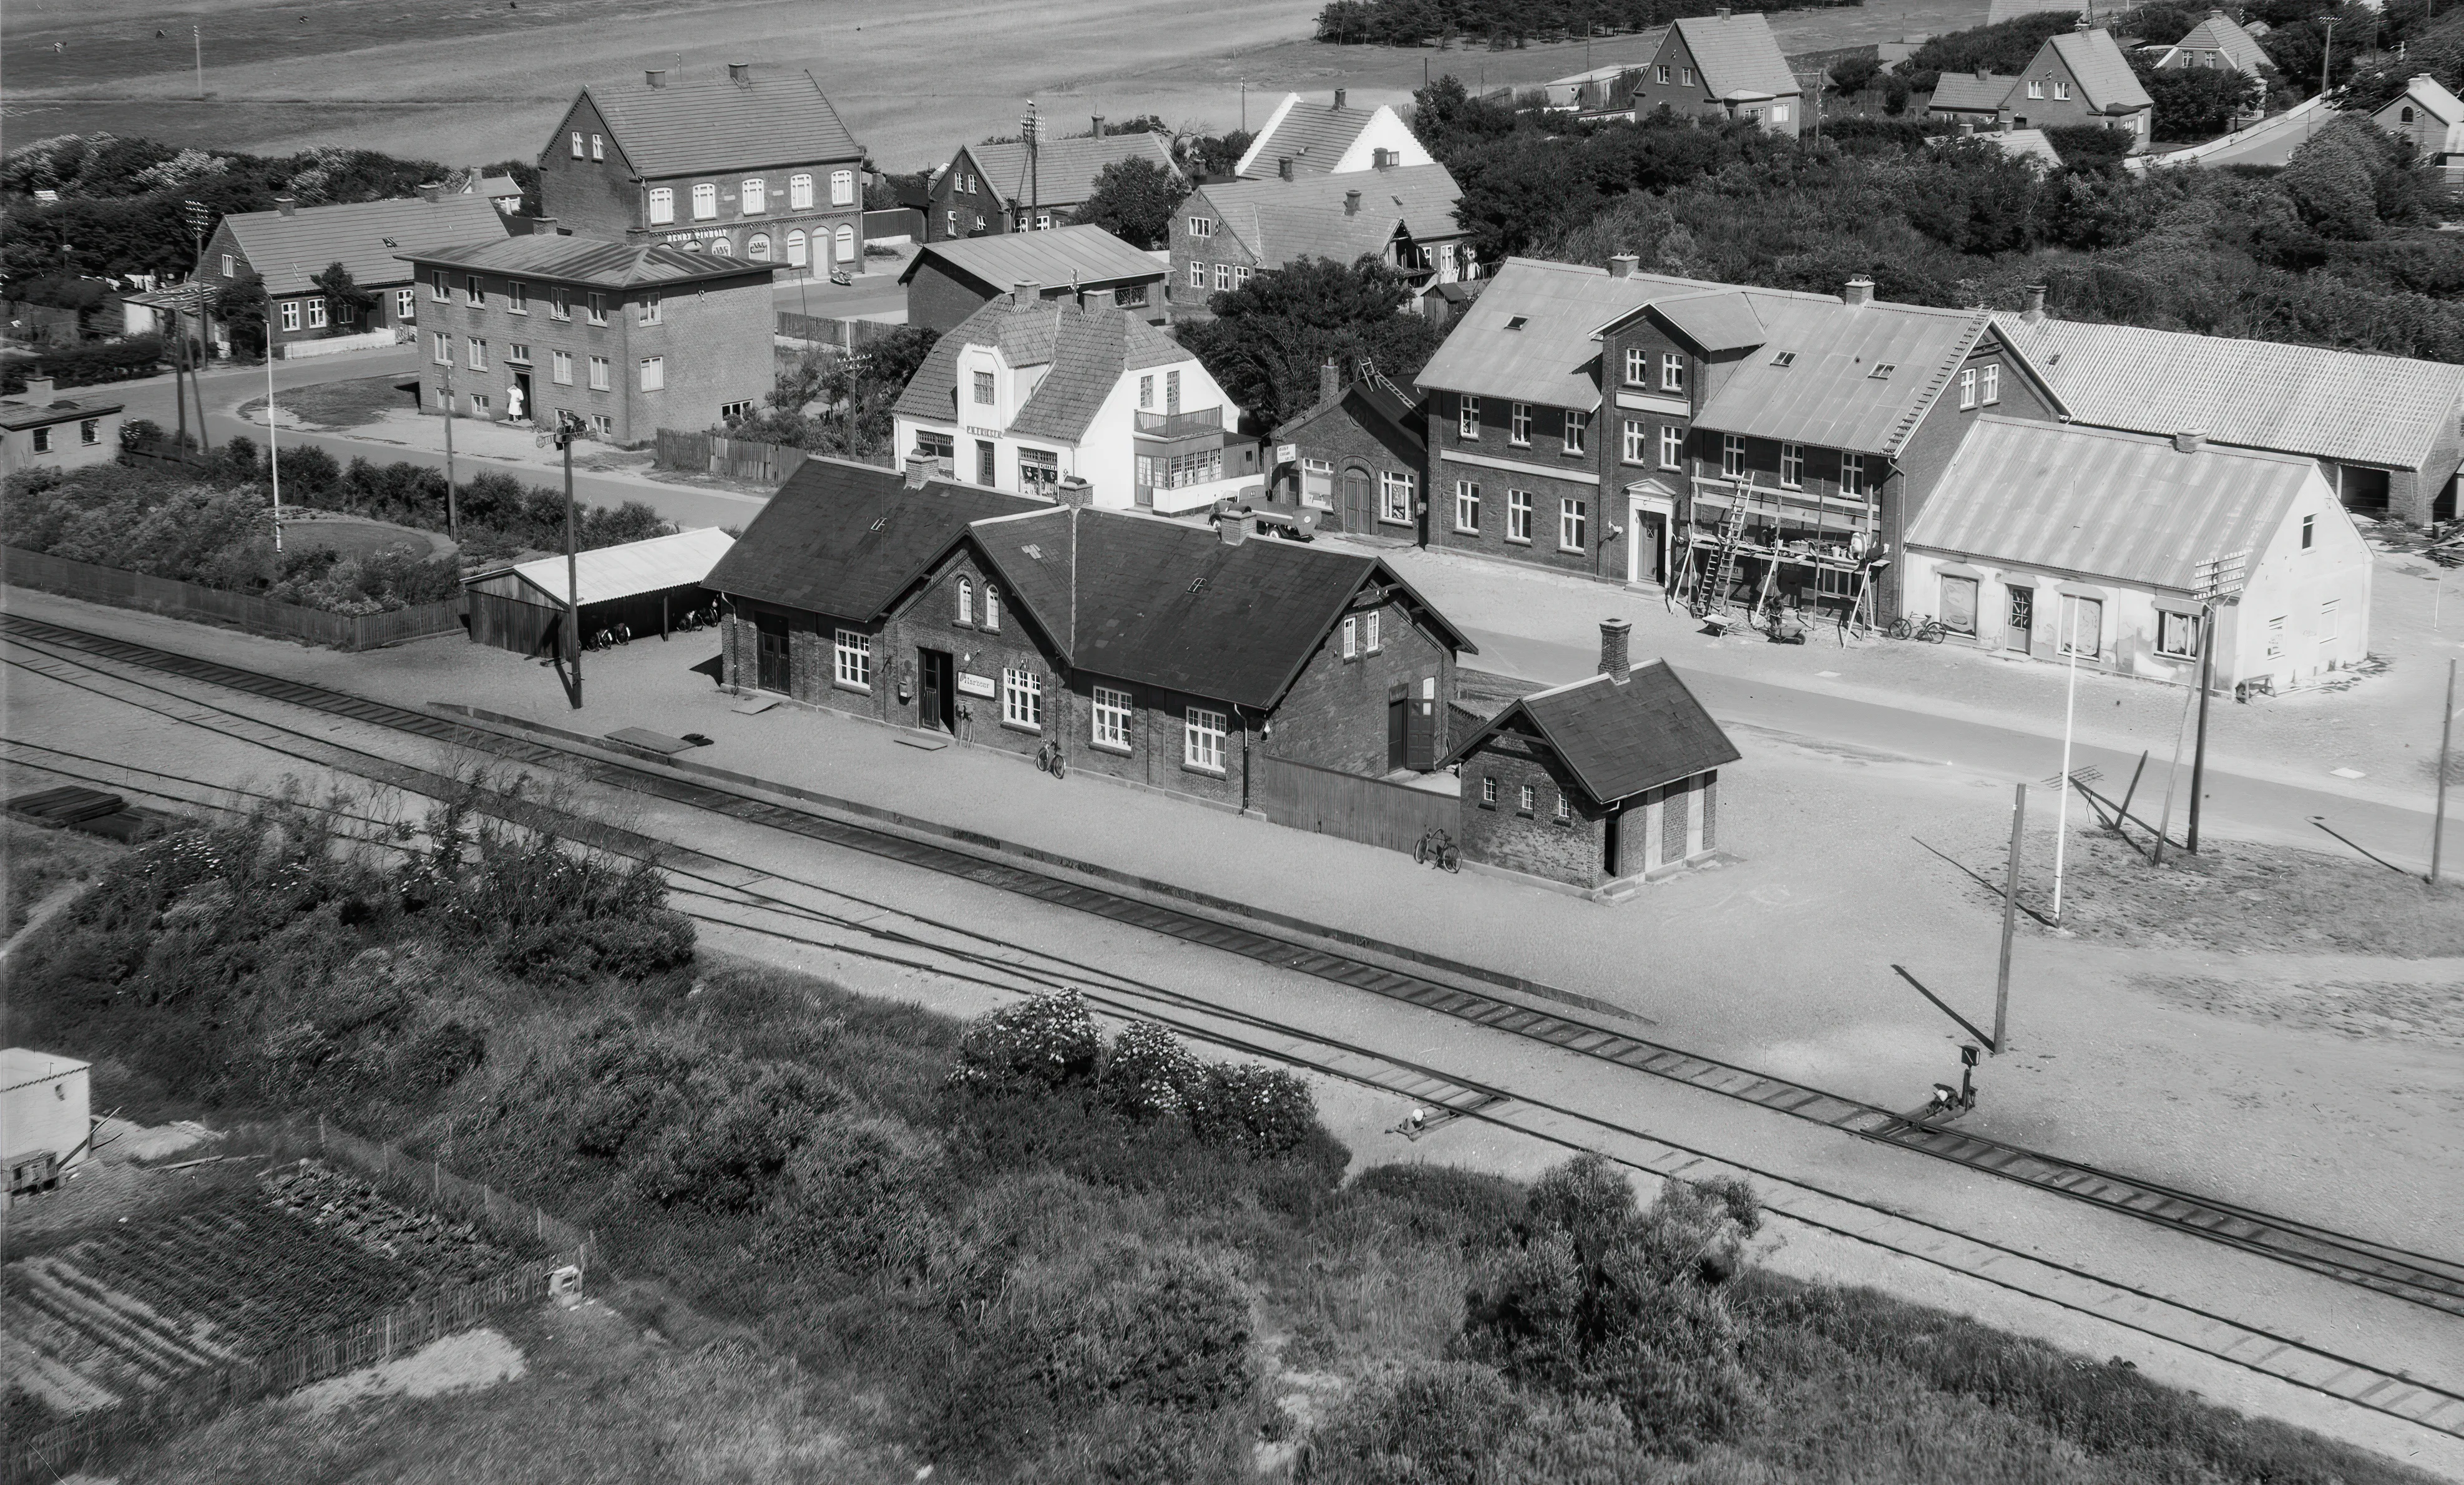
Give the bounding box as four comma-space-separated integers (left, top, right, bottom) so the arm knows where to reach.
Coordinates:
1169, 160, 1470, 309
197, 188, 512, 358
1618, 10, 1802, 135
704, 456, 1474, 810
892, 286, 1259, 512
925, 131, 1180, 241
538, 65, 868, 275
396, 235, 773, 446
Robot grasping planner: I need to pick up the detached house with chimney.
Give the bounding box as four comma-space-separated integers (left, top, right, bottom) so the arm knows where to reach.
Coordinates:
1235, 90, 1435, 179
539, 64, 869, 275
892, 288, 1259, 512
1619, 11, 1802, 135
197, 188, 513, 357
1171, 160, 1470, 309
2373, 75, 2464, 183
1926, 27, 2155, 148
2151, 11, 2272, 74
926, 130, 1181, 241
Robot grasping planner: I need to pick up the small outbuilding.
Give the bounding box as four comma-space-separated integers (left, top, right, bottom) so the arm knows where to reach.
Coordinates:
1444, 621, 1739, 893
1268, 360, 1426, 537
4, 1048, 92, 1207
899, 224, 1170, 332
463, 527, 735, 656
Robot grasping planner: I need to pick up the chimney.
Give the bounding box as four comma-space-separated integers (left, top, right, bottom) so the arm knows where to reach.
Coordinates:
1609, 253, 1639, 279
1715, 4, 1731, 16
1320, 358, 1342, 405
644, 67, 667, 88
529, 215, 562, 235
1333, 87, 1347, 109
904, 455, 932, 488
1092, 114, 1105, 135
2022, 283, 2046, 323
1598, 618, 1631, 681
1344, 189, 1362, 216
726, 61, 751, 84
277, 193, 301, 215
1278, 156, 1294, 181
1975, 65, 1990, 80
23, 376, 56, 404
1958, 119, 1975, 135
1012, 280, 1040, 305
1055, 474, 1094, 507
1842, 276, 1874, 307
1218, 509, 1249, 545
2172, 430, 2205, 454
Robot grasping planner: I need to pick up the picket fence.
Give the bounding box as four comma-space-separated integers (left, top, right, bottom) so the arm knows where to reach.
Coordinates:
2, 1121, 591, 1483
3, 546, 462, 651
653, 427, 808, 486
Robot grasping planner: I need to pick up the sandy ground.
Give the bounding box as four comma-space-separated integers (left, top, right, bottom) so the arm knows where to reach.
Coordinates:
290, 1327, 527, 1417
3, 0, 1991, 170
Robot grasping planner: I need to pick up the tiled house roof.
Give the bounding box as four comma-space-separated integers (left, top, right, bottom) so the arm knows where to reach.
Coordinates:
1442, 663, 1738, 806
583, 70, 863, 176
2044, 29, 2153, 112
1195, 163, 1464, 266
1671, 12, 1801, 100
399, 235, 772, 288
1929, 71, 2018, 111
1907, 417, 2320, 592
893, 294, 1190, 443
961, 133, 1178, 209
2167, 12, 2271, 71
899, 225, 1166, 293
222, 195, 513, 295
1238, 97, 1380, 177
1414, 258, 1677, 409
0, 392, 123, 431
704, 456, 1043, 618
1989, 313, 2464, 469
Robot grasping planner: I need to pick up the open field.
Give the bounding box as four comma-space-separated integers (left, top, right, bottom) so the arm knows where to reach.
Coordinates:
2, 0, 1993, 171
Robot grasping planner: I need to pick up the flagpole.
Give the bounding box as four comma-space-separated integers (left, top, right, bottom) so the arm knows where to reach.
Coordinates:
2051, 601, 2079, 923
266, 347, 283, 552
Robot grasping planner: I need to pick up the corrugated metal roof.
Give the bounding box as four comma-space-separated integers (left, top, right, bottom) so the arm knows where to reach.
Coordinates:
1906, 416, 2320, 591
1239, 97, 1380, 177
2045, 29, 2153, 112
1671, 12, 1801, 100
1414, 258, 1681, 409
1929, 72, 2017, 110
2168, 14, 2270, 71
1196, 163, 1464, 267
1442, 663, 1738, 805
479, 528, 736, 606
399, 235, 771, 289
1650, 291, 1765, 353
1990, 313, 2464, 469
1, 1048, 89, 1093
898, 225, 1166, 293
225, 195, 513, 296
894, 294, 1191, 443
585, 71, 863, 177
962, 134, 1178, 208
1691, 296, 1990, 455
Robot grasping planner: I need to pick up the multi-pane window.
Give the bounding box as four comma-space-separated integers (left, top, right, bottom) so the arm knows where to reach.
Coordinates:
830, 170, 855, 206
1510, 402, 1532, 446
1721, 434, 1746, 478
79, 418, 99, 446
1661, 352, 1684, 392
1841, 452, 1865, 496
1623, 419, 1647, 465
570, 130, 585, 158
984, 586, 1001, 631
1982, 364, 2000, 404
1342, 616, 1359, 660
508, 281, 528, 314
1554, 794, 1571, 822
1482, 776, 1499, 805
1459, 394, 1481, 440
507, 343, 531, 364
222, 254, 236, 278
1958, 368, 1977, 410
470, 393, 491, 414
2156, 609, 2201, 659
1454, 480, 1480, 532
790, 174, 814, 209
2302, 514, 2315, 550
279, 301, 301, 332
1092, 686, 1133, 750
648, 188, 675, 225
1507, 489, 1533, 543
1138, 375, 1155, 409
394, 288, 415, 320
1214, 264, 1231, 291
834, 628, 873, 689
1780, 442, 1804, 488
1518, 782, 1536, 814
2028, 79, 2045, 99
305, 299, 327, 329
1563, 409, 1587, 455
956, 577, 974, 624
639, 356, 665, 391
1020, 447, 1060, 495
1188, 261, 1207, 288
1661, 424, 1684, 469
1559, 497, 1586, 552
433, 332, 451, 365
590, 413, 612, 436
431, 271, 449, 302
1188, 215, 1213, 237
587, 293, 607, 325
1655, 64, 1671, 83
1002, 666, 1043, 729
551, 288, 570, 321
1625, 346, 1649, 384
466, 336, 487, 370
552, 350, 574, 385
972, 370, 995, 405
590, 133, 604, 160
637, 290, 662, 326
588, 356, 611, 391
1380, 471, 1414, 523
1364, 609, 1382, 653
1165, 370, 1180, 412
741, 178, 766, 213
30, 427, 49, 453
465, 275, 484, 306
692, 183, 718, 220
1301, 458, 1333, 507
2053, 80, 2070, 100
1184, 707, 1226, 771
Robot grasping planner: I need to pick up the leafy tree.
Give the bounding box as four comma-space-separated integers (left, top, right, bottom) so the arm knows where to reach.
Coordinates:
1177, 256, 1444, 426
1826, 53, 1884, 96
1070, 156, 1186, 249
2132, 54, 2263, 140
1173, 130, 1255, 182
309, 261, 377, 333
213, 270, 268, 359
2259, 15, 2359, 99
2282, 115, 2395, 238
1409, 74, 1522, 161
731, 324, 941, 462
1897, 11, 2080, 90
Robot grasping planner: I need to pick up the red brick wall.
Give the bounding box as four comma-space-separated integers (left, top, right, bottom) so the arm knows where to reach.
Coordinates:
537, 95, 638, 240
1457, 731, 1611, 887
1265, 596, 1455, 775
1426, 392, 1615, 578
927, 152, 1003, 242
1884, 334, 2061, 617
1271, 396, 1424, 537
1168, 198, 1260, 307
904, 258, 999, 334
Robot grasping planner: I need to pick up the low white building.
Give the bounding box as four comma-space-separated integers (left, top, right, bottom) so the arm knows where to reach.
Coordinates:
891, 288, 1260, 514
4, 1048, 92, 1207
1905, 417, 2371, 691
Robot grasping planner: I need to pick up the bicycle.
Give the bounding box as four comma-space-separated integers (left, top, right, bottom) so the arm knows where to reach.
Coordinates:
1414, 827, 1461, 873
585, 626, 617, 652
1887, 615, 1948, 643
1035, 739, 1067, 779
611, 622, 632, 646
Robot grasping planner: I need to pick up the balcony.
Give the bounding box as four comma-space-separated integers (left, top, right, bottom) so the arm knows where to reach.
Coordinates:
1135, 407, 1223, 439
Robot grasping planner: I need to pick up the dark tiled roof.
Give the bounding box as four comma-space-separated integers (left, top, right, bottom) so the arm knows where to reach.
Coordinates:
398, 235, 774, 289
1649, 291, 1764, 353
1445, 664, 1738, 805
2043, 30, 2153, 112
893, 294, 1190, 443
1273, 369, 1427, 460
584, 71, 863, 177
0, 395, 121, 431
961, 134, 1179, 208
1927, 72, 2017, 111
1671, 12, 1801, 100
703, 457, 1043, 618
223, 194, 513, 296
1195, 163, 1464, 267
898, 225, 1166, 293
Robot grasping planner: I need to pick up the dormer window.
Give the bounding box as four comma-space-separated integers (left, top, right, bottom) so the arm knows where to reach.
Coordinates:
972, 369, 995, 406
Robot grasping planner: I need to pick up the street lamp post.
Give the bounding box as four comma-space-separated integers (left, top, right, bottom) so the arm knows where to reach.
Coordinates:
543, 410, 586, 709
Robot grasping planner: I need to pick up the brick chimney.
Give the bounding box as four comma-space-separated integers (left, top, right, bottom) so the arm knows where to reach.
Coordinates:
1092, 114, 1105, 135
23, 376, 56, 404
1608, 253, 1638, 278
1333, 87, 1347, 109
1012, 280, 1040, 305
726, 61, 751, 84
2172, 430, 2205, 454
1320, 358, 1341, 404
644, 67, 667, 87
1842, 276, 1874, 307
1976, 65, 1990, 80
1278, 156, 1294, 181
1599, 618, 1631, 682
1344, 189, 1361, 216
904, 455, 932, 488
1218, 508, 1249, 545
278, 193, 301, 215
1055, 474, 1095, 506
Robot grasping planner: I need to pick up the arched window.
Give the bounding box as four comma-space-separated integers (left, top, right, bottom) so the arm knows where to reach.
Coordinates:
957, 577, 973, 623
748, 233, 772, 261
2403, 106, 2417, 123
790, 173, 814, 210
829, 168, 856, 207
787, 229, 808, 268
834, 224, 856, 263
710, 236, 735, 256
984, 585, 1001, 632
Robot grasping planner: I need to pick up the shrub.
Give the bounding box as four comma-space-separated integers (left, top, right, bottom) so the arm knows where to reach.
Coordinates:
948, 990, 1103, 1092
632, 1062, 844, 1210
1298, 1361, 1528, 1485
393, 1019, 484, 1091
1187, 1063, 1316, 1154
763, 1107, 947, 1273
1100, 1020, 1202, 1119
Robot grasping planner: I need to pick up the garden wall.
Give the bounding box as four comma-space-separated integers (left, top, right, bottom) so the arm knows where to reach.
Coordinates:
4, 547, 462, 651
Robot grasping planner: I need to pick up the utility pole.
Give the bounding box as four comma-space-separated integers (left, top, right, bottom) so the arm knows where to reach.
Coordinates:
2051, 600, 2081, 923
193, 25, 204, 99
2435, 657, 2457, 884
441, 356, 459, 545
266, 348, 282, 552
1993, 782, 2025, 1053
541, 411, 585, 709
183, 199, 213, 361
2185, 549, 2248, 856
1025, 100, 1040, 229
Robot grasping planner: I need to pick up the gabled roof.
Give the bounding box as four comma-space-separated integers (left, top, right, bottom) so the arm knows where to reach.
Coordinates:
471, 528, 735, 606
474, 175, 524, 202
1929, 71, 2019, 111
1195, 163, 1465, 268
580, 70, 863, 177
1906, 417, 2322, 592
899, 225, 1166, 293
398, 235, 773, 290
1273, 366, 1427, 459
966, 507, 1471, 708
894, 293, 1191, 444
0, 393, 122, 431
1981, 128, 2065, 169
221, 195, 513, 295
2166, 11, 2269, 71
1, 1048, 88, 1093
1648, 291, 1765, 354
1414, 258, 1684, 409
1442, 663, 1738, 806
1238, 95, 1381, 177
2040, 29, 2153, 112
1990, 313, 2464, 470
1669, 12, 1801, 100
2393, 72, 2464, 125
961, 133, 1178, 209
703, 457, 1044, 618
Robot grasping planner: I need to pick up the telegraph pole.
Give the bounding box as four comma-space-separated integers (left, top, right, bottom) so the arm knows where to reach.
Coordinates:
193, 25, 204, 99
1993, 782, 2025, 1053
266, 347, 283, 552
2185, 549, 2248, 856
2435, 657, 2457, 884
547, 411, 585, 709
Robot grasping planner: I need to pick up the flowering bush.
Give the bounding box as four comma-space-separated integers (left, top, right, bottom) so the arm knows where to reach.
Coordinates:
947, 990, 1102, 1092
1101, 1020, 1203, 1119
1186, 1064, 1316, 1156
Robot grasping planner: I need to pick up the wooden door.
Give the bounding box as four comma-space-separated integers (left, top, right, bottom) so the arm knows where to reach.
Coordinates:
1342, 469, 1373, 532
1405, 686, 1435, 771
756, 613, 791, 693
919, 649, 952, 731
1386, 695, 1408, 772
2004, 585, 2033, 655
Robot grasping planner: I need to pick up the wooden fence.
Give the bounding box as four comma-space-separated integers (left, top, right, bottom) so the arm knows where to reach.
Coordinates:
652, 428, 808, 486
3, 1121, 589, 1483
775, 311, 900, 352
4, 547, 462, 651
1254, 754, 1457, 856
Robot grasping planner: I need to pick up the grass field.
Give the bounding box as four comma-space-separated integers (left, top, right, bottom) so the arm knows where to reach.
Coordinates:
2, 0, 1992, 170
1, 814, 119, 940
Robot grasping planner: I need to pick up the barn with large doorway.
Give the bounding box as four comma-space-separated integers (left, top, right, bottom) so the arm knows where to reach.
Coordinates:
462, 527, 734, 656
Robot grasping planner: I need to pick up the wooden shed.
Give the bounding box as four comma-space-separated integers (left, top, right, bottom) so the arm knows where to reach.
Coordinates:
463, 527, 735, 656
